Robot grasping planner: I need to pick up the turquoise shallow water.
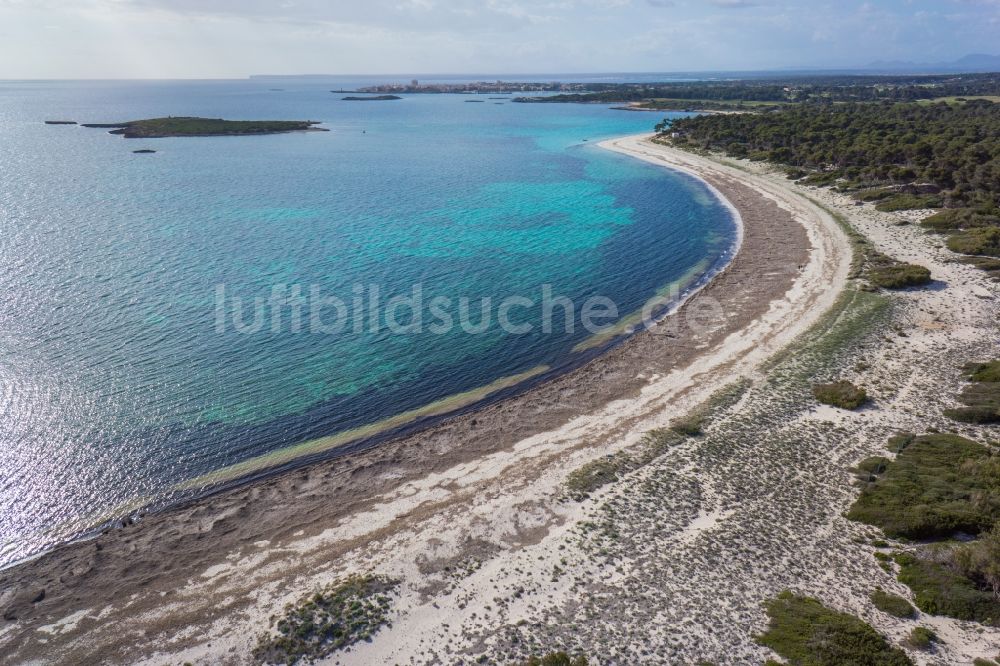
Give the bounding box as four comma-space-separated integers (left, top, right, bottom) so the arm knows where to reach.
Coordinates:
0, 78, 736, 565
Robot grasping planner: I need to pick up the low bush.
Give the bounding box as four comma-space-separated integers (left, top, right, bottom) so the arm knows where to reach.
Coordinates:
854, 188, 895, 202
757, 591, 912, 665
967, 360, 1000, 383
563, 428, 683, 499
921, 207, 1000, 232
959, 256, 1000, 279
855, 456, 891, 482
948, 227, 1000, 257
894, 551, 1000, 625
864, 251, 932, 289
945, 406, 1000, 424
801, 171, 841, 187
868, 263, 932, 289
564, 454, 632, 499
875, 194, 941, 212
905, 626, 937, 650
847, 434, 1000, 539
670, 413, 705, 436
946, 362, 1000, 424
813, 380, 867, 409
253, 575, 398, 665
955, 524, 1000, 601
870, 588, 916, 618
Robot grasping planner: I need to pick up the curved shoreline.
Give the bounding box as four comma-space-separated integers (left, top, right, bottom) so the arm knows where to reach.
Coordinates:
176, 163, 743, 491
0, 135, 852, 663
1, 146, 744, 570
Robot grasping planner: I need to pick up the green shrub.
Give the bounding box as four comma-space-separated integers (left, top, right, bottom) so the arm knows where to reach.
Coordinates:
870, 588, 916, 618
757, 591, 913, 665
921, 208, 1000, 232
959, 256, 1000, 278
954, 524, 1000, 602
948, 227, 1000, 257
945, 406, 1000, 424
253, 575, 398, 665
564, 454, 632, 498
855, 456, 891, 481
868, 263, 932, 289
886, 432, 916, 454
563, 428, 684, 499
847, 434, 1000, 539
863, 251, 932, 289
813, 380, 868, 409
946, 363, 1000, 424
875, 194, 941, 212
801, 171, 841, 186
967, 360, 1000, 383
670, 413, 705, 436
905, 626, 937, 650
895, 551, 1000, 624
854, 188, 895, 202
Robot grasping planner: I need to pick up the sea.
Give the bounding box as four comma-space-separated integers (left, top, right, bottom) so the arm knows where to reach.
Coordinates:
0, 76, 738, 566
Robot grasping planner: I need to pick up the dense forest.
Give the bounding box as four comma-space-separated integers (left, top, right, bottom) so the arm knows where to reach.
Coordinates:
660, 99, 1000, 274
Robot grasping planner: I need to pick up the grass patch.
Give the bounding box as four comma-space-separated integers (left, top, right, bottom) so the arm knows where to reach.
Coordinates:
967, 360, 1000, 383
945, 360, 1000, 424
564, 452, 636, 500
948, 227, 1000, 257
920, 208, 1000, 232
870, 588, 916, 618
875, 194, 942, 212
563, 380, 750, 499
853, 188, 895, 202
868, 263, 932, 289
904, 626, 937, 650
945, 405, 1000, 424
864, 251, 932, 289
847, 434, 1000, 539
894, 550, 1000, 624
854, 456, 891, 482
757, 591, 912, 665
253, 574, 397, 665
670, 414, 706, 436
812, 380, 867, 409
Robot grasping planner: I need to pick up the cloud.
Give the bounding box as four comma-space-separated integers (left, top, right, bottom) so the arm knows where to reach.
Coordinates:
112, 0, 546, 32
708, 0, 757, 7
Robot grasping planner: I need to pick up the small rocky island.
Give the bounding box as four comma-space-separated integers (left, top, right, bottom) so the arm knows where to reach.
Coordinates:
341, 95, 401, 101
78, 117, 327, 138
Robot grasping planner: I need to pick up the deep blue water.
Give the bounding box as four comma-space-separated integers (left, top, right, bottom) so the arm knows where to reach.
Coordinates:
0, 79, 736, 565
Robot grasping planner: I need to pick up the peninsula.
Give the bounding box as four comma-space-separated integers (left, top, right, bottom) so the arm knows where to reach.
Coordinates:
79, 117, 327, 138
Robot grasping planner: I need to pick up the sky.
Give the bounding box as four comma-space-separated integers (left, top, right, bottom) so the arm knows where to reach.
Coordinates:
1, 0, 998, 79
